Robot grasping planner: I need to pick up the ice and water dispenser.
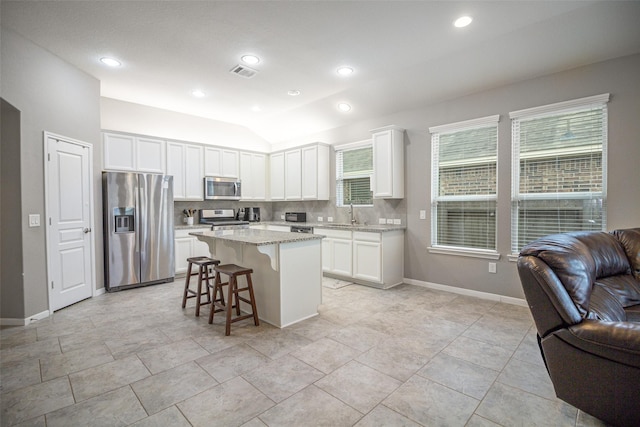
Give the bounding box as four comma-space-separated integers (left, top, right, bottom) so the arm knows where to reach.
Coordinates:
113, 207, 135, 233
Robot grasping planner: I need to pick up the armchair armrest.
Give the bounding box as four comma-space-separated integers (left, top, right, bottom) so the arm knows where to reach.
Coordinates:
553, 320, 640, 368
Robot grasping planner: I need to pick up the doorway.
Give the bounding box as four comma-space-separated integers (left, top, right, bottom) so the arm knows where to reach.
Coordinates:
45, 132, 95, 311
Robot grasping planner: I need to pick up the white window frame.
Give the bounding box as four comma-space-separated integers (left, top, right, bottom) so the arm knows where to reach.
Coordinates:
429, 115, 500, 259
510, 93, 609, 256
335, 140, 373, 207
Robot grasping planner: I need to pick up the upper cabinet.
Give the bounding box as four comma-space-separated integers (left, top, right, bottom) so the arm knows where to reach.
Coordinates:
371, 126, 404, 199
270, 144, 329, 201
167, 141, 203, 201
270, 152, 285, 201
103, 132, 165, 173
240, 152, 267, 200
301, 144, 330, 200
284, 149, 302, 200
204, 147, 239, 178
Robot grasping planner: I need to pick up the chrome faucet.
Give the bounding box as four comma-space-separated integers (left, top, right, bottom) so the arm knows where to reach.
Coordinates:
349, 203, 357, 225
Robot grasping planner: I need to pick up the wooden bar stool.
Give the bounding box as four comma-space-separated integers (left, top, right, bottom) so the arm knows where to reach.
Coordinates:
182, 256, 220, 317
208, 264, 259, 335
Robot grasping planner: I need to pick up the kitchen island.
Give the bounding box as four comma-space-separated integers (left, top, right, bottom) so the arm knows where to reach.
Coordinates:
190, 229, 324, 328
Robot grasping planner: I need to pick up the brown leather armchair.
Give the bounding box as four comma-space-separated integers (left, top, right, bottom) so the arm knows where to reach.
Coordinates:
517, 228, 640, 427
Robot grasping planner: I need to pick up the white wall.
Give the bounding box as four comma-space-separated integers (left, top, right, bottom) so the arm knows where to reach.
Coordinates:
1, 27, 102, 319
101, 98, 271, 153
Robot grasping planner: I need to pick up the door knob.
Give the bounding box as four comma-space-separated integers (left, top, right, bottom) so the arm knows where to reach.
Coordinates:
83, 227, 91, 233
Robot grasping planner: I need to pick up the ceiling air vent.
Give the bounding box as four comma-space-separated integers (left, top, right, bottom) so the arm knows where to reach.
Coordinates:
230, 64, 258, 79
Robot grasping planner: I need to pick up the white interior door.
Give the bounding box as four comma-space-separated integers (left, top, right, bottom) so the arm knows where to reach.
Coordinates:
46, 135, 94, 311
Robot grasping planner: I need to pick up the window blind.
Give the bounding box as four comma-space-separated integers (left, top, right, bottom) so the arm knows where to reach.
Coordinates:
510, 95, 608, 253
430, 116, 499, 250
336, 146, 373, 206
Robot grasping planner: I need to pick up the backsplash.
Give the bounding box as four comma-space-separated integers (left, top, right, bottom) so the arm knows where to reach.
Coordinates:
175, 198, 406, 226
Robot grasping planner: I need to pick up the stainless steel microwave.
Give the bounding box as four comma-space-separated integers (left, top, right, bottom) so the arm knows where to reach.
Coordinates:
204, 176, 241, 200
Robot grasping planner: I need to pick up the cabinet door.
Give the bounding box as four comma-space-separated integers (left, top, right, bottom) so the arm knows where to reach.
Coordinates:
332, 239, 353, 276
353, 240, 382, 282
204, 147, 222, 176
252, 153, 266, 200
372, 130, 393, 198
321, 238, 332, 272
285, 149, 302, 200
239, 152, 253, 199
175, 236, 193, 275
103, 133, 136, 171
184, 144, 203, 200
166, 142, 185, 199
222, 150, 239, 178
301, 146, 318, 200
270, 152, 285, 200
136, 137, 165, 173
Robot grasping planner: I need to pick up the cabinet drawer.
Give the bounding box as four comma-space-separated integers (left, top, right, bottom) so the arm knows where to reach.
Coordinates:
315, 228, 352, 239
353, 231, 381, 242
175, 228, 208, 238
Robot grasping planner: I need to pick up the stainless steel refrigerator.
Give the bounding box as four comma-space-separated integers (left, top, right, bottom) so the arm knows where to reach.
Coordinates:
103, 172, 175, 291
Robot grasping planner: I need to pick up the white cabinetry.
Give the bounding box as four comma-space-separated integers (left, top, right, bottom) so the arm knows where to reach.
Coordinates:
315, 228, 353, 277
371, 126, 404, 199
240, 152, 267, 200
315, 228, 404, 288
204, 147, 239, 178
103, 133, 165, 173
285, 149, 302, 200
301, 145, 330, 200
174, 228, 211, 275
269, 152, 285, 200
167, 142, 203, 201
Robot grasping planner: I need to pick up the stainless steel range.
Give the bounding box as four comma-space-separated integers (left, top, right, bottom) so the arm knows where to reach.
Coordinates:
199, 209, 250, 230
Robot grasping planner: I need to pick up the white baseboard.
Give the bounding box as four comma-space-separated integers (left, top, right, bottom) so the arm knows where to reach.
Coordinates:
0, 310, 50, 326
403, 278, 527, 307
95, 287, 106, 296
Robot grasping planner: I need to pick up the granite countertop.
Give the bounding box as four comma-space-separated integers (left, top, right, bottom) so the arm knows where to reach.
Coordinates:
175, 224, 211, 230
189, 228, 324, 246
259, 221, 406, 232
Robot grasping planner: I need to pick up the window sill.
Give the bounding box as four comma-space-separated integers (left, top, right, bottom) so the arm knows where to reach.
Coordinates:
428, 246, 501, 260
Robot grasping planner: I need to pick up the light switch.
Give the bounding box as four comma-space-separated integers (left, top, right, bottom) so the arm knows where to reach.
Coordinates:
29, 214, 41, 227
328, 217, 334, 222
393, 219, 401, 225
317, 216, 323, 222
379, 218, 386, 224
419, 210, 427, 220
386, 218, 394, 224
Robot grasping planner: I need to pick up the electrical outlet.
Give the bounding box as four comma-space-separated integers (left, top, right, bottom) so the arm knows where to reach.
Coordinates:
419, 210, 426, 220
328, 217, 334, 222
280, 214, 285, 220
29, 214, 41, 227
379, 218, 386, 224
317, 216, 323, 222
386, 218, 394, 224
393, 219, 401, 225
489, 262, 497, 274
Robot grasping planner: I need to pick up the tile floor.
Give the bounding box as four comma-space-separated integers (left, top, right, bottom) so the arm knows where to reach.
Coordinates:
1, 277, 606, 427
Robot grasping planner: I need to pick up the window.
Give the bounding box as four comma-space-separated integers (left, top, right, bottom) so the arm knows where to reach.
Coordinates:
336, 143, 373, 206
510, 94, 609, 253
430, 115, 499, 251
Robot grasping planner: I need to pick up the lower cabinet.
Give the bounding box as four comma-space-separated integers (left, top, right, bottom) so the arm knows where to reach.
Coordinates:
174, 228, 210, 275
315, 228, 403, 288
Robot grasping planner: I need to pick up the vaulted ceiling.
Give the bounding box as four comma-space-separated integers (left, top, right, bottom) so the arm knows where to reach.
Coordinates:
3, 1, 640, 143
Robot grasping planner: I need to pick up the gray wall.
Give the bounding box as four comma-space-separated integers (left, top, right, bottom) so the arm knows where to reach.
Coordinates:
0, 27, 102, 319
294, 53, 640, 299
1, 99, 25, 319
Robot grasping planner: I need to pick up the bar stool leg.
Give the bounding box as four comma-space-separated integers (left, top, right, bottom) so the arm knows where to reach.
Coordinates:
182, 261, 194, 308
225, 275, 236, 336
245, 273, 260, 326
195, 266, 204, 317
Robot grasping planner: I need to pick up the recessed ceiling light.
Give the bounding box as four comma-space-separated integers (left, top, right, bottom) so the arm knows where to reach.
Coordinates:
287, 90, 301, 96
338, 103, 352, 112
191, 89, 206, 98
454, 16, 473, 28
100, 57, 121, 67
337, 66, 354, 76
241, 55, 260, 65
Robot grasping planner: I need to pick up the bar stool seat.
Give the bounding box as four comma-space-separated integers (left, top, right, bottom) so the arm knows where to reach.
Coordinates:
208, 264, 259, 335
182, 256, 220, 317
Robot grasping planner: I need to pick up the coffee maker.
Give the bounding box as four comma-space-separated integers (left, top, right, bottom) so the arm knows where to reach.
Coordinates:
236, 207, 260, 222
